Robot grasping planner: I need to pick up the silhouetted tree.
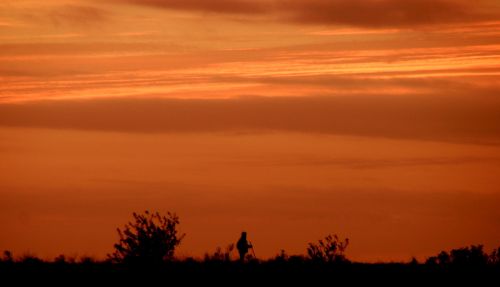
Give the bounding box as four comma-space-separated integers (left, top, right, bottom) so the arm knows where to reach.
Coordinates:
307, 234, 349, 263
109, 210, 184, 265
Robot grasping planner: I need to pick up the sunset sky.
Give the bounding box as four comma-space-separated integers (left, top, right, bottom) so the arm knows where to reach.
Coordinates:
1, 0, 500, 262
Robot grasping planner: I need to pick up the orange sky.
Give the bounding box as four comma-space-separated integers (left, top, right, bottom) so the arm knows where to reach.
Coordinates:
1, 0, 500, 262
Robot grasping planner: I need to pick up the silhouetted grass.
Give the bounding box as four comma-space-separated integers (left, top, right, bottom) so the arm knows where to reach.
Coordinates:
1, 249, 499, 286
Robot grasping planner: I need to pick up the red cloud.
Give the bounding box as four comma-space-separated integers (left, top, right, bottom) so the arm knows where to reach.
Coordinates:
281, 0, 497, 27
112, 0, 499, 28
2, 95, 500, 144
49, 5, 108, 25
120, 0, 267, 14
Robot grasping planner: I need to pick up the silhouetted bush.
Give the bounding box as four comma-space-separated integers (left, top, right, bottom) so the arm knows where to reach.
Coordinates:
54, 254, 67, 264
425, 256, 438, 266
2, 250, 13, 263
489, 247, 500, 265
19, 254, 43, 265
307, 234, 349, 263
204, 244, 235, 262
450, 245, 487, 267
273, 249, 289, 262
109, 210, 184, 265
426, 245, 490, 267
2, 244, 499, 285
437, 251, 450, 265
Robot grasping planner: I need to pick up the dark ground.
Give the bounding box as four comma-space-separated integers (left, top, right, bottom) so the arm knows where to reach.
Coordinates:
1, 259, 498, 286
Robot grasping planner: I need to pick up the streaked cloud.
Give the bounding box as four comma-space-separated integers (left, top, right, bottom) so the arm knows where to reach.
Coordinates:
112, 0, 500, 28
119, 0, 268, 14
280, 0, 499, 27
1, 95, 500, 144
48, 4, 109, 27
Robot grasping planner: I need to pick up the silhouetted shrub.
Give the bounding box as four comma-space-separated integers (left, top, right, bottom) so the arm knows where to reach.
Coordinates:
449, 245, 488, 267
437, 251, 451, 265
426, 250, 451, 266
54, 254, 67, 264
80, 256, 97, 265
288, 255, 307, 264
489, 247, 500, 265
409, 257, 419, 266
244, 253, 258, 263
425, 256, 438, 266
204, 244, 235, 262
307, 234, 349, 263
19, 254, 43, 265
426, 245, 490, 267
274, 249, 289, 262
2, 250, 13, 263
109, 210, 184, 265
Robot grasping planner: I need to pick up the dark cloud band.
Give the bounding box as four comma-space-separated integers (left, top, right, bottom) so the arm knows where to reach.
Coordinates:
1, 95, 500, 144
112, 0, 499, 28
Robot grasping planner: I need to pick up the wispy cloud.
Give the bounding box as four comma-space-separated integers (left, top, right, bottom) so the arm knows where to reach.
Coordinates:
114, 0, 268, 14
280, 0, 499, 28
112, 0, 500, 28
261, 156, 500, 169
47, 4, 109, 27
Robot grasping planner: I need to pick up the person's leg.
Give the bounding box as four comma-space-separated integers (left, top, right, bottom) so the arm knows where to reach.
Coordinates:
239, 251, 245, 262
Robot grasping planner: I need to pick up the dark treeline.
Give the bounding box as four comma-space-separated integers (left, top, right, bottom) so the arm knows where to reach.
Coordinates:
1, 211, 499, 285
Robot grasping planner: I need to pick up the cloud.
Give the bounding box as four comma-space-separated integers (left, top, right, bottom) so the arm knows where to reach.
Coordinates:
122, 0, 267, 14
280, 0, 497, 28
249, 156, 500, 169
1, 95, 500, 144
112, 0, 500, 28
48, 5, 108, 26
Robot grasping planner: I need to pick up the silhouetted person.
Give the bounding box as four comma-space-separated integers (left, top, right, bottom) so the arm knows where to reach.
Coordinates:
236, 231, 252, 262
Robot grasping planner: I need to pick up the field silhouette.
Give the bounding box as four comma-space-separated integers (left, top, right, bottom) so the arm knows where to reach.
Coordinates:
1, 211, 499, 285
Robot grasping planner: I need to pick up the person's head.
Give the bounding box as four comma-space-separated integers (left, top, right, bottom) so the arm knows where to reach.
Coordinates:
241, 231, 247, 239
